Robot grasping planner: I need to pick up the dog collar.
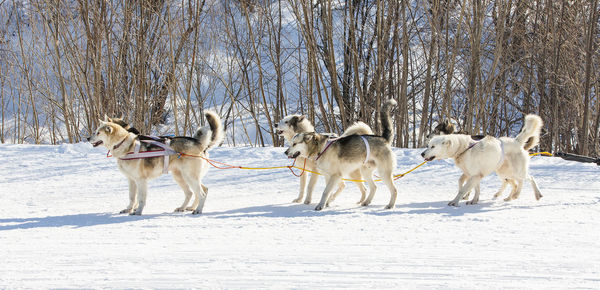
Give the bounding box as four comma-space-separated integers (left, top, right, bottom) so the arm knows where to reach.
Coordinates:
456, 141, 479, 158
315, 138, 339, 161
112, 136, 129, 151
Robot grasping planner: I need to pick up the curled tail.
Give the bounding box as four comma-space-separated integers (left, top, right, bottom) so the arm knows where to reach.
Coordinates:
341, 121, 374, 137
380, 99, 397, 144
194, 111, 224, 150
515, 114, 543, 150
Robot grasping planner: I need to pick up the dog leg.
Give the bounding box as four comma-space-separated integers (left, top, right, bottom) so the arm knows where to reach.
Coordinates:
172, 170, 193, 212
315, 175, 341, 211
181, 172, 207, 214
356, 181, 367, 204
528, 175, 543, 200
449, 176, 481, 206
493, 180, 509, 199
457, 174, 471, 200
360, 167, 377, 207
187, 184, 209, 211
293, 173, 307, 203
120, 179, 137, 214
304, 172, 320, 204
131, 180, 148, 215
345, 170, 367, 204
381, 172, 398, 209
506, 179, 524, 201
326, 181, 345, 207
503, 180, 518, 201
467, 184, 481, 205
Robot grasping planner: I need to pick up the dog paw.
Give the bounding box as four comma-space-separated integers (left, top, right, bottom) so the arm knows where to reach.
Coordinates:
447, 201, 459, 207
185, 207, 196, 211
466, 200, 478, 205
360, 201, 370, 207
174, 207, 186, 212
303, 200, 312, 205
314, 204, 324, 211
130, 211, 142, 216
192, 209, 202, 215
384, 204, 394, 209
292, 198, 302, 203
119, 209, 131, 214
503, 197, 513, 202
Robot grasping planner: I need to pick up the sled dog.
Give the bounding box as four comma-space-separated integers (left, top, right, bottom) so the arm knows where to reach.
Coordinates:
87, 112, 224, 215
276, 116, 371, 205
421, 114, 544, 206
285, 99, 398, 211
105, 115, 210, 195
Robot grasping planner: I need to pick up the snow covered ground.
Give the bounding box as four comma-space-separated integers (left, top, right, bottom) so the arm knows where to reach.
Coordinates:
1, 143, 599, 288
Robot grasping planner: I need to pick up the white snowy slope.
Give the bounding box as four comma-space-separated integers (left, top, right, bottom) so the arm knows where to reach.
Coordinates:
0, 143, 599, 288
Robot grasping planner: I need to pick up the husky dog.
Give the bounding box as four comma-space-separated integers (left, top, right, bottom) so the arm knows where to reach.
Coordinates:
421, 114, 544, 206
87, 111, 224, 215
105, 115, 210, 195
276, 116, 370, 205
285, 99, 398, 211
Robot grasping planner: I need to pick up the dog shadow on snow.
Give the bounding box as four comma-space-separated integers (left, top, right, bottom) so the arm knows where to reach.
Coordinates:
207, 200, 515, 219
207, 203, 358, 219
0, 212, 164, 231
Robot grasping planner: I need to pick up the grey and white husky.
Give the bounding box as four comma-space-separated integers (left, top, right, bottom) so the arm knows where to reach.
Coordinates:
87, 111, 224, 215
284, 99, 398, 211
275, 115, 371, 206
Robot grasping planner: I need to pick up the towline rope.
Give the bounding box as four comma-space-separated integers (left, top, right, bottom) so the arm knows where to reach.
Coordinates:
177, 152, 427, 182
530, 151, 553, 157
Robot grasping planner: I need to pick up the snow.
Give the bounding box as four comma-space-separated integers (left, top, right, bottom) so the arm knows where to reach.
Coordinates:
1, 143, 599, 288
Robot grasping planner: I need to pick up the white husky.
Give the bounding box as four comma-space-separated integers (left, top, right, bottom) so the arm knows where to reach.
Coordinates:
421, 114, 544, 206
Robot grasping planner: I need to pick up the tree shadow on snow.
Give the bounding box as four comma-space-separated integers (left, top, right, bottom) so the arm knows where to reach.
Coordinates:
0, 212, 165, 231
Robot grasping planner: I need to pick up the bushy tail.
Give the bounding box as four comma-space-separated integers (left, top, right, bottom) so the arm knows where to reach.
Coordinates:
515, 114, 543, 150
341, 121, 374, 137
194, 111, 224, 150
380, 99, 397, 144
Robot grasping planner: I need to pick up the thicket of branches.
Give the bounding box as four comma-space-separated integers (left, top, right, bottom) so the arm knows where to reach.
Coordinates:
0, 0, 599, 155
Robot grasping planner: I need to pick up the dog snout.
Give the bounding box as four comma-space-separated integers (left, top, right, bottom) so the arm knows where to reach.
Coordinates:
284, 149, 289, 155
421, 151, 425, 157
86, 136, 91, 142
274, 123, 278, 128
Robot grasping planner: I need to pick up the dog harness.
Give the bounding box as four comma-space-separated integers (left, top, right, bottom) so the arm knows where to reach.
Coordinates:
117, 137, 178, 174
315, 136, 371, 164
459, 140, 506, 168
360, 136, 370, 164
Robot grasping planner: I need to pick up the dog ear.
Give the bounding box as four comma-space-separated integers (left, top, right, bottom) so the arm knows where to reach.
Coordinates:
303, 133, 314, 142
104, 114, 110, 122
298, 115, 306, 122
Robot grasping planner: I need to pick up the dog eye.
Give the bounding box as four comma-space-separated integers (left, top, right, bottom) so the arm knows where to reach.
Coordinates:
431, 145, 435, 149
